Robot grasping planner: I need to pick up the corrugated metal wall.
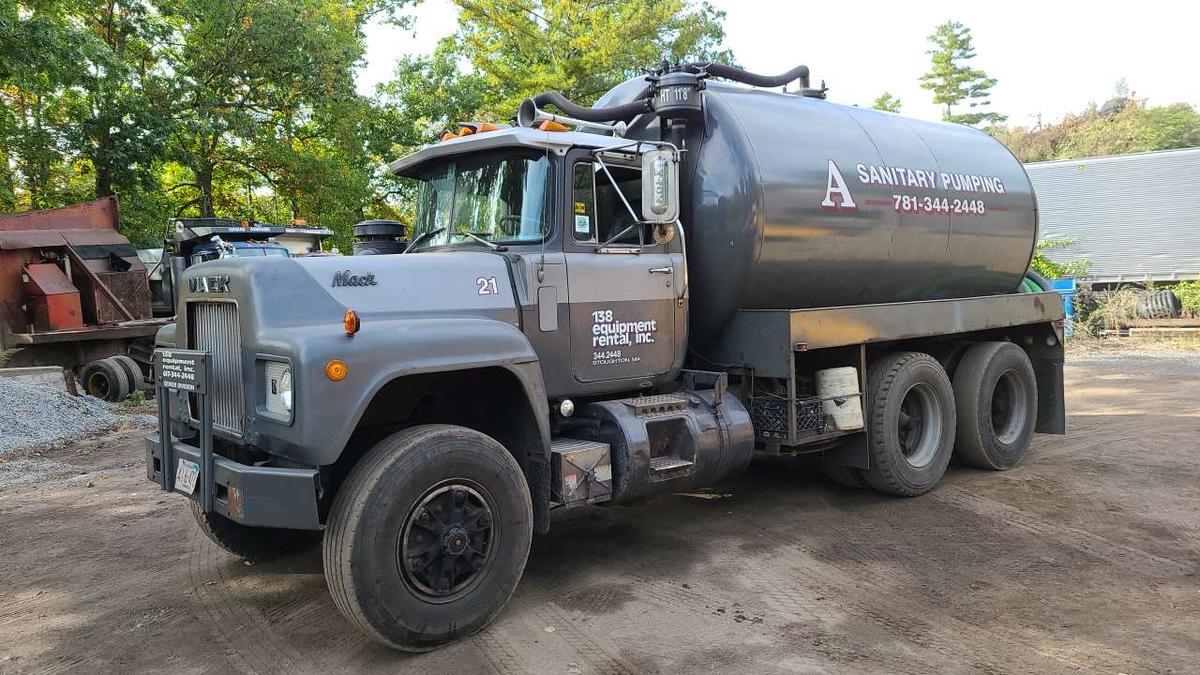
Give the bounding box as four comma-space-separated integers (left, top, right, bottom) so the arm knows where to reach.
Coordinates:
1025, 148, 1200, 282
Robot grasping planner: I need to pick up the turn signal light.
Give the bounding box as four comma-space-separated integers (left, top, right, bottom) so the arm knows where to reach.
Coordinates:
538, 120, 569, 132
344, 309, 360, 336
325, 359, 348, 382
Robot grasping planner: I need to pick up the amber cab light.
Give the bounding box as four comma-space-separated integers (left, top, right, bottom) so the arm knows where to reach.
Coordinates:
325, 359, 349, 382
344, 308, 360, 336
538, 119, 569, 132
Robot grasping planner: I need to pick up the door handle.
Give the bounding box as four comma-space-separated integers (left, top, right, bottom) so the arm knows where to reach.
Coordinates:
648, 266, 673, 274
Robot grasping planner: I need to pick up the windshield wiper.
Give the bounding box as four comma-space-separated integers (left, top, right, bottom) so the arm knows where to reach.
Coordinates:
457, 231, 508, 252
404, 227, 445, 253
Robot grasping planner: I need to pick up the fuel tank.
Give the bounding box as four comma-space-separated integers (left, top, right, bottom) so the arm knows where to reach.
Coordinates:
598, 79, 1038, 347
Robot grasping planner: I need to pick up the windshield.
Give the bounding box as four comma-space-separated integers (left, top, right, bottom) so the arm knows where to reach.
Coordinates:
409, 150, 552, 250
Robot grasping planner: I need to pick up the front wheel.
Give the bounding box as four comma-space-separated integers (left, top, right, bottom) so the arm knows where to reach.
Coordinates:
323, 425, 533, 652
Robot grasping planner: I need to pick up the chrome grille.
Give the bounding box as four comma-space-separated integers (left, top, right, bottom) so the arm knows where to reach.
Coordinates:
188, 302, 245, 434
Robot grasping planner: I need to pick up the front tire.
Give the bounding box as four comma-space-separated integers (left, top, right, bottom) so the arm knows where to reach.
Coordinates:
863, 352, 956, 496
323, 424, 533, 652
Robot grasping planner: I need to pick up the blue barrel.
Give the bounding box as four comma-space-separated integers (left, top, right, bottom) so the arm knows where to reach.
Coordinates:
1049, 278, 1077, 337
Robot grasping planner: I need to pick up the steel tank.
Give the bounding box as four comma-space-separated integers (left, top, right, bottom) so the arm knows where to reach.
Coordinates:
598, 79, 1038, 346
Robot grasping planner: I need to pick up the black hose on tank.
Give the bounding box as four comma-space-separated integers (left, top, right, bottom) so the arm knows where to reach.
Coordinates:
694, 63, 811, 89
525, 89, 653, 124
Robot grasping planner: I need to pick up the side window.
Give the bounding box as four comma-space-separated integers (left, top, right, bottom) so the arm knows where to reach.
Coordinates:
571, 162, 596, 241
573, 161, 643, 245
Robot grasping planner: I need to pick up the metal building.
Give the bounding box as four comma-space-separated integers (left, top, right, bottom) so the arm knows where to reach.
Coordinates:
1025, 147, 1200, 283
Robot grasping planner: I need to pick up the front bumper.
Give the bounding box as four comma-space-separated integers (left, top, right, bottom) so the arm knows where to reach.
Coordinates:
145, 432, 322, 530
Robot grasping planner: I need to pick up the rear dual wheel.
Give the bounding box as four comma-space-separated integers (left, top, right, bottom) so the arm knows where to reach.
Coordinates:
842, 344, 1037, 494
81, 358, 130, 402
953, 342, 1038, 470
862, 352, 957, 496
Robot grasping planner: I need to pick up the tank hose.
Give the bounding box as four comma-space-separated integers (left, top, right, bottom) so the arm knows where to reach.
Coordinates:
689, 63, 811, 89
1025, 270, 1053, 292
525, 89, 653, 124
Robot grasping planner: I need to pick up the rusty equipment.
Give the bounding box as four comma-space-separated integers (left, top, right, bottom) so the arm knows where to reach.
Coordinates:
1, 198, 168, 400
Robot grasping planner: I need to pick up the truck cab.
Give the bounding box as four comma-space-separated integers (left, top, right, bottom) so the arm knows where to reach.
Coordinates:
146, 63, 1064, 653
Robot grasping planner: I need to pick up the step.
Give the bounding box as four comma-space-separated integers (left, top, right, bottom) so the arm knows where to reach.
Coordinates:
622, 394, 689, 416
648, 456, 694, 474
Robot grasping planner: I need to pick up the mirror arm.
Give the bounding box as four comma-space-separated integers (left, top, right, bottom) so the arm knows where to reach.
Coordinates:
592, 152, 641, 224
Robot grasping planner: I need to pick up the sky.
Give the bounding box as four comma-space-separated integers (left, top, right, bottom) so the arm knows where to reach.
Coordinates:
357, 0, 1200, 127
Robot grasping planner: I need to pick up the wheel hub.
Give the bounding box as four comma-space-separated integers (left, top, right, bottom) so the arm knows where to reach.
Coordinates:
442, 525, 470, 556
896, 382, 942, 468
400, 483, 494, 598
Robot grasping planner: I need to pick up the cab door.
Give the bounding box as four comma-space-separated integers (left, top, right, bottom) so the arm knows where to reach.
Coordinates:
563, 152, 679, 384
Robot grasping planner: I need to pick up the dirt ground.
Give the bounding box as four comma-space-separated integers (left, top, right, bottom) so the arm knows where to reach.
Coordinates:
1, 353, 1198, 674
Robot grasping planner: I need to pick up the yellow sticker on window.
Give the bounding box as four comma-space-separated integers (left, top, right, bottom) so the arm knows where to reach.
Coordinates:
574, 201, 587, 214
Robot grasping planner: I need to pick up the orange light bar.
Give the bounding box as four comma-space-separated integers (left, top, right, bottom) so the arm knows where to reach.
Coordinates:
477, 122, 505, 133
440, 131, 457, 142
344, 309, 360, 336
538, 120, 569, 132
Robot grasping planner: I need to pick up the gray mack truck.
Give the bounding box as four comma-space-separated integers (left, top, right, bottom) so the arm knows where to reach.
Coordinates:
145, 62, 1065, 651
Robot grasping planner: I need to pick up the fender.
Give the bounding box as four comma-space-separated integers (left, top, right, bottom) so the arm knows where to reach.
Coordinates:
252, 317, 549, 468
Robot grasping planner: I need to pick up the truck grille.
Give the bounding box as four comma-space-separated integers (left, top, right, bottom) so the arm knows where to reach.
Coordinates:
188, 301, 245, 434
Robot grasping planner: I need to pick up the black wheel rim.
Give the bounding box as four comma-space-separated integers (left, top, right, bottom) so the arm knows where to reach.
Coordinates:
991, 369, 1028, 445
897, 382, 942, 468
399, 481, 495, 600
86, 371, 110, 399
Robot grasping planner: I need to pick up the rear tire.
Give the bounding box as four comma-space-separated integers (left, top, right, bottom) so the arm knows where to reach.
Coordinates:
863, 352, 956, 496
81, 359, 130, 402
323, 424, 532, 652
110, 355, 146, 393
953, 341, 1038, 470
191, 502, 320, 561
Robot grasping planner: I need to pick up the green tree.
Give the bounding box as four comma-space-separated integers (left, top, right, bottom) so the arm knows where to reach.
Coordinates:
1031, 237, 1091, 280
451, 0, 733, 118
920, 21, 1005, 126
62, 1, 174, 201
991, 99, 1200, 163
872, 92, 901, 113
161, 0, 409, 233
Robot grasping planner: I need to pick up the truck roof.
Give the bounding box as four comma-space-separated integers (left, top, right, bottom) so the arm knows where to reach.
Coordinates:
387, 126, 634, 177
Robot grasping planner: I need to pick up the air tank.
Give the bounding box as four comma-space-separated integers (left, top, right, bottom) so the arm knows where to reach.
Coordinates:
598, 79, 1038, 346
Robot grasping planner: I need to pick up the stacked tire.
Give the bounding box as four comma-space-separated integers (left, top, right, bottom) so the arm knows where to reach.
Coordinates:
823, 341, 1038, 495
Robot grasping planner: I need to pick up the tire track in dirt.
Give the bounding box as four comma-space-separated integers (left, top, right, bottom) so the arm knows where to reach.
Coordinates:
533, 603, 633, 675
472, 624, 526, 675
186, 527, 328, 675
931, 485, 1195, 576
719, 512, 1125, 674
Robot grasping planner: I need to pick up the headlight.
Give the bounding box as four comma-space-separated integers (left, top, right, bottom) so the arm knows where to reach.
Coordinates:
265, 361, 293, 415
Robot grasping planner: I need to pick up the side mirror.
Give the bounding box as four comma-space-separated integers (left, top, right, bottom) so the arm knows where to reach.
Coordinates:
641, 149, 679, 223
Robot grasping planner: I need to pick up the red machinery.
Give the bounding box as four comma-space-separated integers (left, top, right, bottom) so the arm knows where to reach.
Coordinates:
1, 198, 168, 400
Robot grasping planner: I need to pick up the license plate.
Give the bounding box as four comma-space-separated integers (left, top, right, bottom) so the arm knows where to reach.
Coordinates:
175, 459, 200, 495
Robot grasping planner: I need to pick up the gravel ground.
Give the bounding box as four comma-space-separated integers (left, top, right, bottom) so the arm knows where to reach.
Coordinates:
0, 378, 154, 456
